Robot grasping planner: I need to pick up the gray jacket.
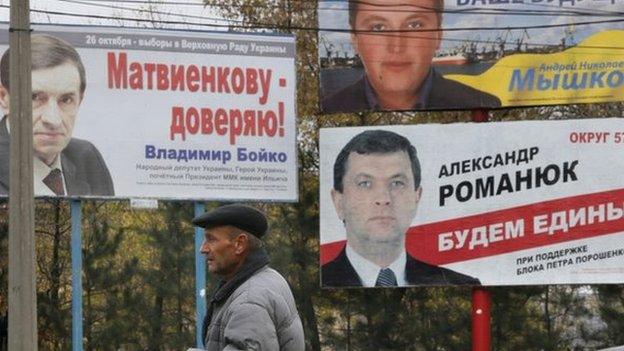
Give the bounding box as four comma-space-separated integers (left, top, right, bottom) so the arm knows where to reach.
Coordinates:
204, 266, 305, 351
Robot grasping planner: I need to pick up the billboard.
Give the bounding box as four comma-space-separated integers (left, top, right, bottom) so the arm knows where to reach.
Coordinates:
320, 118, 624, 287
0, 24, 298, 201
318, 0, 624, 113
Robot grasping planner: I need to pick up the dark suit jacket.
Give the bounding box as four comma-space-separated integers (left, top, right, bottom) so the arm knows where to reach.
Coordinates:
322, 247, 480, 287
0, 118, 114, 196
322, 69, 501, 113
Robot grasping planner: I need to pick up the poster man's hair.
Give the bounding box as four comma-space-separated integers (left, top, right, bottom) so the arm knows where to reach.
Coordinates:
333, 129, 421, 193
348, 0, 444, 29
0, 34, 86, 95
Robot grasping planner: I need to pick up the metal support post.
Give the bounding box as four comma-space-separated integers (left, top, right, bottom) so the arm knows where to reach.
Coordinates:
71, 200, 83, 351
471, 109, 491, 351
194, 202, 206, 347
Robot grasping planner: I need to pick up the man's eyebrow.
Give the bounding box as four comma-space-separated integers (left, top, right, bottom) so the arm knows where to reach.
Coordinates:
357, 14, 390, 23
351, 173, 408, 180
31, 89, 79, 96
404, 13, 436, 21
356, 13, 436, 29
390, 173, 409, 179
59, 89, 80, 95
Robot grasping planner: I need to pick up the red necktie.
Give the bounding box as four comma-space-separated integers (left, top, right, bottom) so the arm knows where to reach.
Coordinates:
43, 168, 65, 195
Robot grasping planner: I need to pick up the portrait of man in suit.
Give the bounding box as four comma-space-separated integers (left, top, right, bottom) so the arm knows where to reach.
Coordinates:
322, 0, 501, 113
0, 34, 114, 196
321, 130, 480, 287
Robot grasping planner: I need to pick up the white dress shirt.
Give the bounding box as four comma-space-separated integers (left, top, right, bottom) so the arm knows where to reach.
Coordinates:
34, 156, 66, 196
7, 118, 67, 196
345, 243, 407, 287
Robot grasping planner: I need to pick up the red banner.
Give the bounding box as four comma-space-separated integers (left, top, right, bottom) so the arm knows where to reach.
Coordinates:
321, 188, 624, 266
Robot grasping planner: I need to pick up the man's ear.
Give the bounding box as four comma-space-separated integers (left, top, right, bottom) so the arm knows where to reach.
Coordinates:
350, 32, 359, 55
0, 85, 10, 114
434, 24, 442, 52
234, 233, 248, 255
415, 186, 423, 204
331, 188, 345, 223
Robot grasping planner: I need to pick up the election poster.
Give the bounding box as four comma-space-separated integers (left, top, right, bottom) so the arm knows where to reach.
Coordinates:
0, 24, 298, 201
320, 118, 624, 287
318, 0, 624, 113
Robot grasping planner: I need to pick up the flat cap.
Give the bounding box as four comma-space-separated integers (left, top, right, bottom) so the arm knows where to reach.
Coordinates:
192, 204, 268, 238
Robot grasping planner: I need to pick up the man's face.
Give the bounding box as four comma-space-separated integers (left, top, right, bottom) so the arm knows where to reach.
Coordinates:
200, 226, 243, 278
0, 61, 82, 165
351, 0, 441, 99
331, 151, 422, 249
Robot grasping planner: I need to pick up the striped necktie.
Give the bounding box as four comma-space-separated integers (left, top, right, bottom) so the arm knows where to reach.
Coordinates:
43, 168, 65, 196
375, 268, 397, 287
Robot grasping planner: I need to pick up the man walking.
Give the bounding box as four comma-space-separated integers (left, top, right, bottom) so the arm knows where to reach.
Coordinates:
193, 204, 304, 350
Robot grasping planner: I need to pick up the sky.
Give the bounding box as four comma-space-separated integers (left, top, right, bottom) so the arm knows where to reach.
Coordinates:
0, 0, 229, 30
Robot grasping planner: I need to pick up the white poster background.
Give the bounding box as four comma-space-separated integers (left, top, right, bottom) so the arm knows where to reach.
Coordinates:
320, 118, 624, 285
0, 24, 298, 201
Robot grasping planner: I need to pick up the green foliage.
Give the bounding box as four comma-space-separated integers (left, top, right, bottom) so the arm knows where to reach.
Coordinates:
82, 202, 141, 351
80, 201, 196, 350
35, 200, 72, 350
134, 202, 195, 350
595, 285, 624, 346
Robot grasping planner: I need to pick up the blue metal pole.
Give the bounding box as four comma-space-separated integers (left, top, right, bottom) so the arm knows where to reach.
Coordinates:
194, 202, 206, 347
71, 200, 83, 351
